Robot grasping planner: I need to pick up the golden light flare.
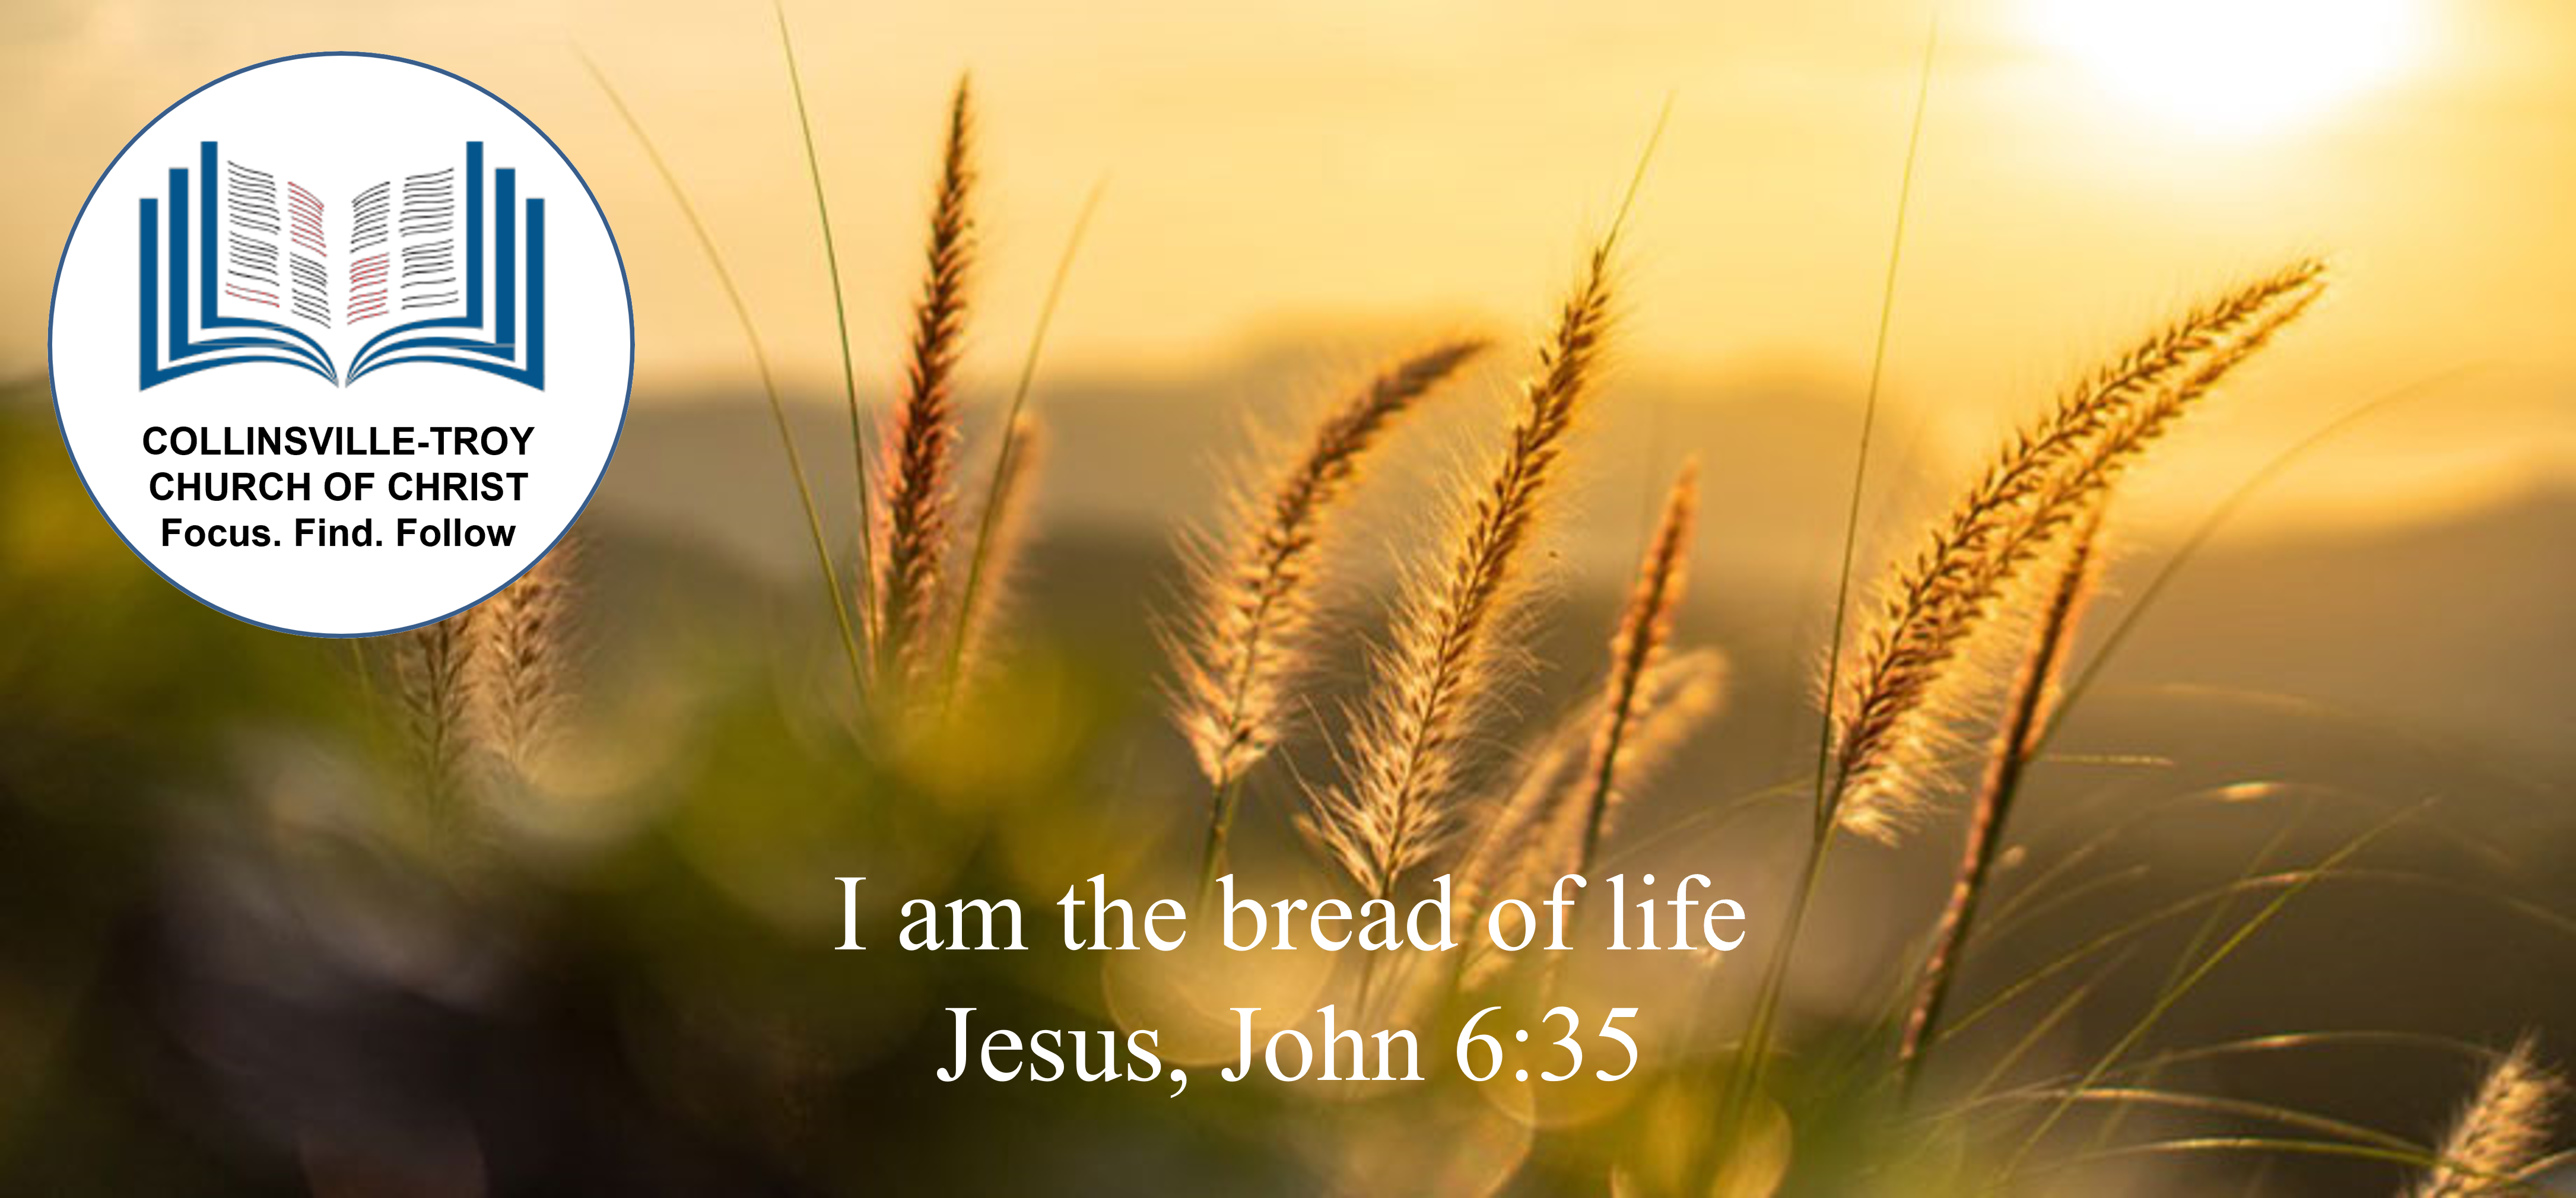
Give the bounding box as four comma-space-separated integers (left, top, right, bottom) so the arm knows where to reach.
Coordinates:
2027, 0, 2425, 136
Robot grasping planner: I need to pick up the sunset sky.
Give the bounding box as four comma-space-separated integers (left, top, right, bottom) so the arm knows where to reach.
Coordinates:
4, 0, 2571, 526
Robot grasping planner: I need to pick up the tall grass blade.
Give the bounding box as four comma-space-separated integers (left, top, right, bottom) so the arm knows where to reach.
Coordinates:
772, 0, 881, 686
582, 55, 866, 699
946, 181, 1104, 698
1999, 802, 2421, 1180
1735, 24, 1939, 1129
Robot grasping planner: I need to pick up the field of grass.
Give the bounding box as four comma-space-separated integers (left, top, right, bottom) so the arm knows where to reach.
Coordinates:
2, 36, 2573, 1198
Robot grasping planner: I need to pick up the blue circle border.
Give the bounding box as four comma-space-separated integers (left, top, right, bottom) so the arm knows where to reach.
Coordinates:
44, 50, 636, 640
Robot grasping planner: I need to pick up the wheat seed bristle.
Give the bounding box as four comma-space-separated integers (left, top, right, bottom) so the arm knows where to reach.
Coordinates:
1576, 460, 1700, 872
1896, 504, 2103, 1082
1454, 649, 1723, 949
2412, 1036, 2565, 1198
1456, 652, 1720, 992
1303, 249, 1615, 900
2012, 510, 2102, 760
874, 75, 978, 695
471, 538, 576, 771
1168, 338, 1486, 791
1831, 260, 2324, 841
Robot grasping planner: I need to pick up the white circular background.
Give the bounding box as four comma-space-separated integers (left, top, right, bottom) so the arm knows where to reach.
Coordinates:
50, 53, 631, 637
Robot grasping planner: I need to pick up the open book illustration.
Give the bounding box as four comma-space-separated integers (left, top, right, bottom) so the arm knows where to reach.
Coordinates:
136, 140, 545, 390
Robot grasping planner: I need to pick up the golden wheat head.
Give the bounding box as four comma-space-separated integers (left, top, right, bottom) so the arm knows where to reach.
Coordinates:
1575, 458, 1700, 870
1896, 504, 2105, 1079
2412, 1036, 2565, 1198
392, 612, 478, 812
1302, 247, 1614, 900
1167, 338, 1486, 790
468, 537, 576, 771
1830, 259, 2324, 841
874, 75, 979, 694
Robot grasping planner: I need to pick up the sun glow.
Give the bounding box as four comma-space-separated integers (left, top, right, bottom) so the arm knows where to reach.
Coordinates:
2029, 0, 2423, 137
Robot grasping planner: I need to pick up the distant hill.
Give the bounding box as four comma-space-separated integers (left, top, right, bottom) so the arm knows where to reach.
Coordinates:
596, 366, 2576, 776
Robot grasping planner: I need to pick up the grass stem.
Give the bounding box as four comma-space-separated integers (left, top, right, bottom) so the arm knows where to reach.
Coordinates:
945, 181, 1104, 698
773, 1, 881, 694
583, 54, 868, 701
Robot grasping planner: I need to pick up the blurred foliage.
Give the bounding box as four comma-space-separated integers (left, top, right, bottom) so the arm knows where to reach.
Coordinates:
2, 380, 2572, 1196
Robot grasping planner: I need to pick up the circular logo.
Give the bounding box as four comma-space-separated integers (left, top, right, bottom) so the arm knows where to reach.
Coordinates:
49, 53, 631, 637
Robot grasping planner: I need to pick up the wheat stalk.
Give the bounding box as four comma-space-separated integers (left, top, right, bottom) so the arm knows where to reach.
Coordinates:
392, 612, 478, 818
771, 3, 880, 687
1302, 249, 1615, 901
1566, 652, 1721, 863
1457, 650, 1726, 915
583, 56, 866, 698
944, 183, 1102, 700
1168, 338, 1484, 872
874, 75, 978, 696
2412, 1037, 2565, 1197
471, 538, 577, 771
1576, 460, 1700, 872
1896, 503, 2103, 1089
1829, 259, 2324, 840
1729, 260, 2326, 1130
1453, 649, 1722, 987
